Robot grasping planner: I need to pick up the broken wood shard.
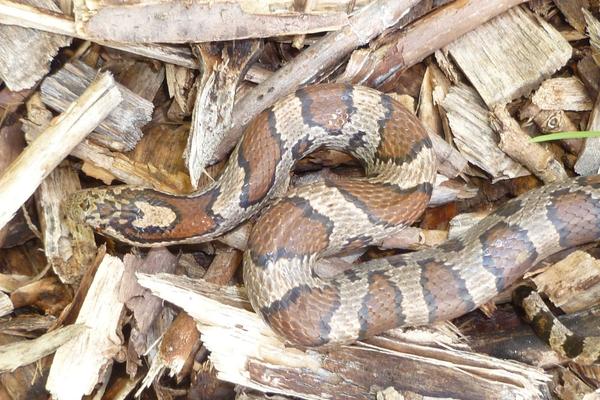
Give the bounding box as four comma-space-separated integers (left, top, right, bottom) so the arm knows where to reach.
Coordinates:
46, 255, 126, 399
186, 40, 262, 188
137, 273, 550, 400
0, 0, 71, 91
445, 6, 571, 107
74, 0, 354, 43
440, 84, 529, 181
41, 60, 153, 151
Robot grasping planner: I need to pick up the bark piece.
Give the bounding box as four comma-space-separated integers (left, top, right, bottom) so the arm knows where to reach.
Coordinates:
0, 72, 122, 231
186, 40, 262, 188
440, 84, 530, 181
554, 0, 589, 34
531, 77, 593, 111
428, 131, 468, 178
10, 276, 72, 315
0, 121, 35, 248
338, 0, 530, 88
208, 0, 420, 168
137, 273, 550, 400
165, 63, 197, 118
575, 92, 600, 175
119, 249, 177, 377
459, 305, 600, 368
46, 254, 126, 400
577, 55, 600, 98
0, 324, 86, 373
491, 105, 568, 183
445, 6, 572, 107
74, 0, 357, 43
0, 0, 71, 91
530, 250, 600, 314
41, 60, 153, 151
0, 0, 198, 68
116, 61, 165, 102
36, 161, 96, 284
22, 121, 191, 192
0, 292, 13, 317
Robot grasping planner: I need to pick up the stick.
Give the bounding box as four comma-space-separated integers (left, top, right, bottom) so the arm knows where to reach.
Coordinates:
364, 0, 531, 87
0, 0, 198, 68
0, 72, 122, 230
208, 0, 421, 167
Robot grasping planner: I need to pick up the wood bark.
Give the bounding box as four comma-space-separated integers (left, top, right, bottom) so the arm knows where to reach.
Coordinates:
75, 0, 357, 43
0, 0, 71, 90
40, 60, 153, 152
137, 273, 551, 400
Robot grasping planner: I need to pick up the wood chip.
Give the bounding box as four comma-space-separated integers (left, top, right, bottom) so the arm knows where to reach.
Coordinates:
440, 84, 530, 181
492, 105, 568, 183
74, 0, 355, 43
445, 6, 572, 107
531, 77, 593, 111
0, 0, 71, 90
531, 251, 600, 314
186, 40, 262, 188
46, 254, 126, 399
0, 324, 86, 373
40, 60, 153, 151
575, 91, 600, 176
553, 0, 589, 34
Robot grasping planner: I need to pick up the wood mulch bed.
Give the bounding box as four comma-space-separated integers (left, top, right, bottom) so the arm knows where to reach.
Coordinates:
0, 1, 599, 399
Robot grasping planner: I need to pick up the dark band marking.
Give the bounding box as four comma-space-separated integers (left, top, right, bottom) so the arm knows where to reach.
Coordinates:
331, 180, 432, 228
260, 284, 341, 347
358, 271, 405, 339
375, 94, 432, 164
546, 188, 600, 248
248, 196, 334, 267
418, 257, 475, 323
479, 221, 538, 292
238, 109, 283, 206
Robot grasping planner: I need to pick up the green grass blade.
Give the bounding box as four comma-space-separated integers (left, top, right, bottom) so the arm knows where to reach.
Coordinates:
530, 131, 600, 142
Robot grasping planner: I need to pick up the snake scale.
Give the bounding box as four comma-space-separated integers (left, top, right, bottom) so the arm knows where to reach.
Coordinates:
66, 84, 600, 358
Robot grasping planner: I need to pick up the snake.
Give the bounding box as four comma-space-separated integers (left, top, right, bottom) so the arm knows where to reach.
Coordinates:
65, 83, 600, 357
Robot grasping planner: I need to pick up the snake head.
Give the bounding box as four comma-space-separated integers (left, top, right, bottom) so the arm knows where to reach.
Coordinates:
63, 186, 180, 246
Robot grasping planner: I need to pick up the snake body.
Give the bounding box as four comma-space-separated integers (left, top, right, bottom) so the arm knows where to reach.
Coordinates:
66, 84, 600, 350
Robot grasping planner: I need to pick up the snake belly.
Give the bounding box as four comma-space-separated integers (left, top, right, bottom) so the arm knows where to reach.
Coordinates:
65, 84, 600, 348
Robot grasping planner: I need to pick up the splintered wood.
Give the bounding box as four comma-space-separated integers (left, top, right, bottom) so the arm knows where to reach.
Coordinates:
440, 84, 529, 181
0, 0, 71, 91
0, 72, 122, 230
40, 60, 153, 151
445, 6, 571, 107
137, 273, 550, 400
46, 255, 125, 400
74, 0, 361, 43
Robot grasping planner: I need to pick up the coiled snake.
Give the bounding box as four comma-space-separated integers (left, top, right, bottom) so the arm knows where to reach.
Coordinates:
66, 84, 600, 359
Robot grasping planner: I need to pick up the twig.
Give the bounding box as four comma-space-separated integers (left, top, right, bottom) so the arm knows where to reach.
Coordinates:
0, 72, 122, 231
208, 0, 421, 167
0, 0, 198, 68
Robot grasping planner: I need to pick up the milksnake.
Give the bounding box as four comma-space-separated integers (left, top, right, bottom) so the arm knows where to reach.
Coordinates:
66, 84, 600, 359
